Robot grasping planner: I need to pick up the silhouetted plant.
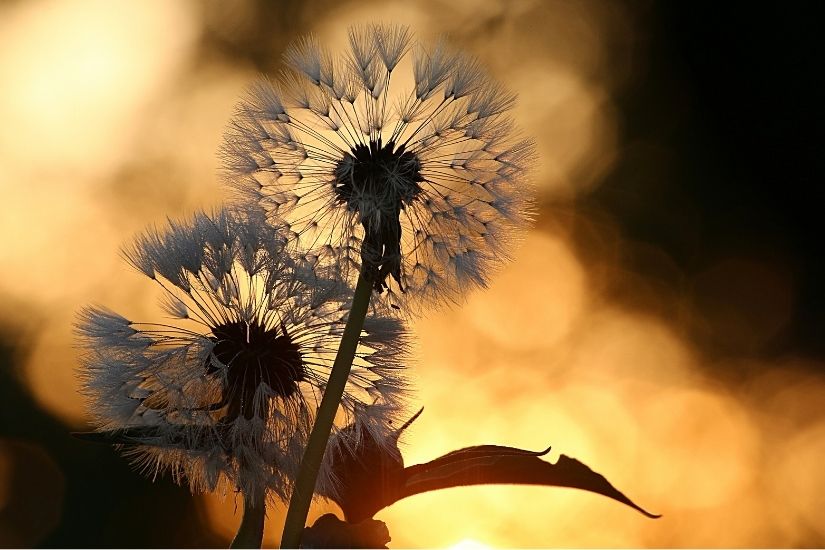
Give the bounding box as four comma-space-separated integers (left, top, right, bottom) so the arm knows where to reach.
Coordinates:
76, 23, 658, 550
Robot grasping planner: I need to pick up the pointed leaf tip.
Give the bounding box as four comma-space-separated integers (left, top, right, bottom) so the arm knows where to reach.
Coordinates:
396, 406, 424, 435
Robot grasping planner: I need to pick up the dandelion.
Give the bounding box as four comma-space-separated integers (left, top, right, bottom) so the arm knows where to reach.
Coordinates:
221, 24, 535, 310
218, 25, 535, 545
75, 207, 410, 516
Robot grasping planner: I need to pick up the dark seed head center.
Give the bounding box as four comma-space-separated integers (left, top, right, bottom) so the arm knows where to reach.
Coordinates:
333, 139, 423, 210
207, 320, 304, 420
332, 139, 424, 291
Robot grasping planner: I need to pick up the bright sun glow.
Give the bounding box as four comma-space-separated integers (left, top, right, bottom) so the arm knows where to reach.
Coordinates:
448, 539, 494, 550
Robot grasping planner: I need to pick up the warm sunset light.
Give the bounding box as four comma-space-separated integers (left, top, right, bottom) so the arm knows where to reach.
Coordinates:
0, 0, 821, 547
448, 538, 494, 550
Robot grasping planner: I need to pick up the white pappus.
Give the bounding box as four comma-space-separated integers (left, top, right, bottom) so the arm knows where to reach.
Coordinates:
221, 24, 536, 312
76, 207, 411, 503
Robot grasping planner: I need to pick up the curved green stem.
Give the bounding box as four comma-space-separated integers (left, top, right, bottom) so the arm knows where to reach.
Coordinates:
230, 490, 266, 549
280, 270, 373, 548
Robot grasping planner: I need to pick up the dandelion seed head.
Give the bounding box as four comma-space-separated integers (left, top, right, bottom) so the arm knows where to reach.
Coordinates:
221, 24, 535, 313
77, 207, 410, 502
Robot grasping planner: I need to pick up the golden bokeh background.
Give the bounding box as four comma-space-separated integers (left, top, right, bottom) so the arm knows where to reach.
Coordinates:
1, 0, 823, 547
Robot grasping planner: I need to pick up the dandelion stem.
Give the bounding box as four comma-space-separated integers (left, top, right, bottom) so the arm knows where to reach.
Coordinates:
280, 268, 373, 548
230, 490, 266, 549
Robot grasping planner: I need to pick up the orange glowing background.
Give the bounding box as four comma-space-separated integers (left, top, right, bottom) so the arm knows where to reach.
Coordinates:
1, 0, 823, 547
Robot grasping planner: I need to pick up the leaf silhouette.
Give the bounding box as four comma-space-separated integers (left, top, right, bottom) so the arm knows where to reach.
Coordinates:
399, 445, 660, 519
327, 411, 660, 522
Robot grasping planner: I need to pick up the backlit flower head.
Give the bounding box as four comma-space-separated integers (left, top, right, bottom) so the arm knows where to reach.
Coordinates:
76, 207, 410, 502
221, 24, 535, 311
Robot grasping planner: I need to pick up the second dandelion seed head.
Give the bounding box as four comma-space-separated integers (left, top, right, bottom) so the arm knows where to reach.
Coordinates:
77, 207, 411, 502
222, 23, 536, 311
208, 319, 305, 416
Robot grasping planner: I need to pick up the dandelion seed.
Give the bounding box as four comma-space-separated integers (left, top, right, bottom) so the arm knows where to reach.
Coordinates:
76, 207, 410, 502
221, 24, 535, 311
